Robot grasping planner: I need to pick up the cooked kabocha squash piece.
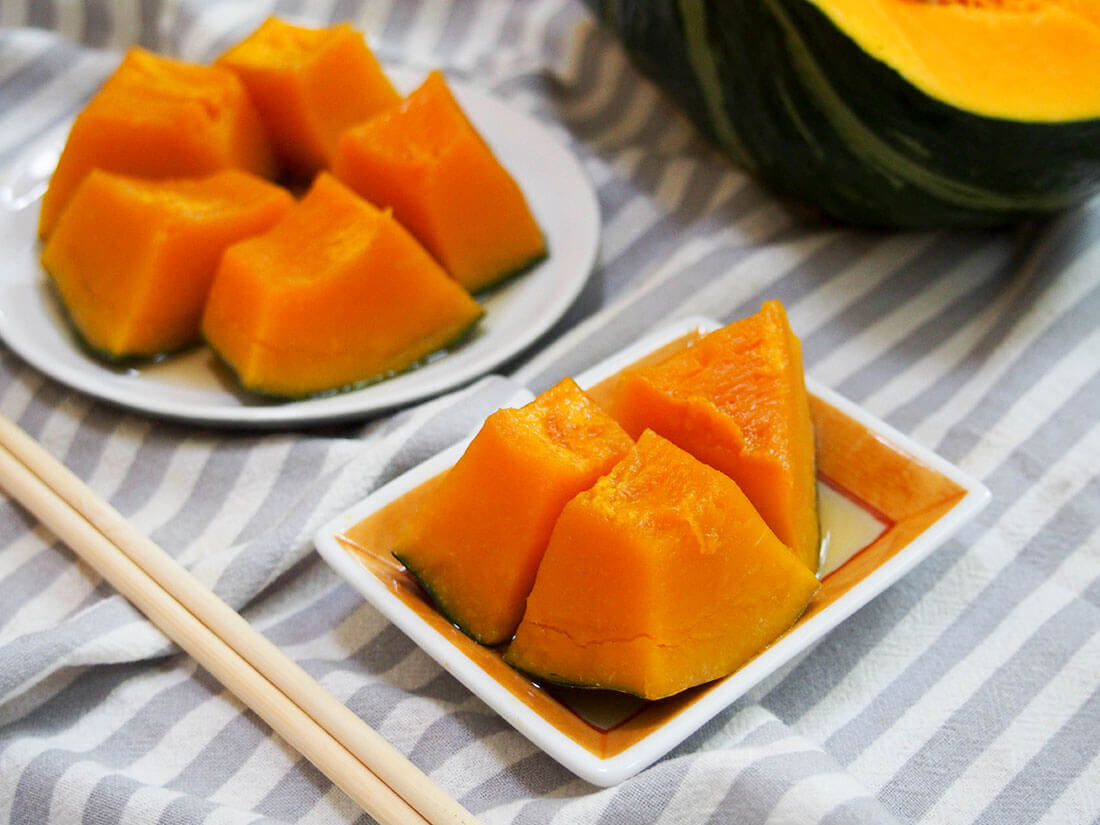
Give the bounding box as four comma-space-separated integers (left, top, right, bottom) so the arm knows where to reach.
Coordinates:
394, 378, 633, 645
586, 0, 1100, 226
216, 17, 400, 178
201, 173, 483, 398
38, 47, 275, 239
504, 430, 820, 700
40, 170, 293, 360
609, 301, 820, 571
333, 70, 546, 293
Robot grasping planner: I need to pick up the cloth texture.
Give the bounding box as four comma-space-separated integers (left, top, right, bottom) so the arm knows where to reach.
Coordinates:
1, 2, 1098, 824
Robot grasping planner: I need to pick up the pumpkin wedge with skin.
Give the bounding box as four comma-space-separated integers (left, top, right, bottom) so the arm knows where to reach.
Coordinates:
333, 70, 546, 293
586, 0, 1100, 227
609, 301, 820, 571
38, 47, 275, 239
40, 170, 293, 360
504, 430, 820, 700
217, 17, 400, 178
394, 378, 633, 645
201, 173, 483, 398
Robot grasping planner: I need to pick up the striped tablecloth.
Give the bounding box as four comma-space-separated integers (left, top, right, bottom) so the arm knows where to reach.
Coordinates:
1, 2, 1097, 823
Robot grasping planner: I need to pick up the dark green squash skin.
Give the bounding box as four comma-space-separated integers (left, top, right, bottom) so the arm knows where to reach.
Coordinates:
391, 548, 494, 645
588, 0, 1100, 227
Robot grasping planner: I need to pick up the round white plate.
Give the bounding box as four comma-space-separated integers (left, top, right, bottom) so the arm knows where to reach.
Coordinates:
0, 72, 598, 427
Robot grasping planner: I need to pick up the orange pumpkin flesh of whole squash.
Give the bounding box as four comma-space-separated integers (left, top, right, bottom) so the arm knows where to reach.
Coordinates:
216, 17, 400, 178
609, 301, 821, 571
504, 430, 820, 700
333, 70, 546, 293
38, 47, 276, 239
40, 169, 293, 359
394, 378, 633, 645
201, 173, 483, 398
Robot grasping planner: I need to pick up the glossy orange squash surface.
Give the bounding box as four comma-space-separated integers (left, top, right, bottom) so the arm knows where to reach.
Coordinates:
394, 378, 633, 645
217, 18, 400, 178
504, 430, 820, 700
201, 173, 483, 398
333, 70, 546, 293
610, 301, 821, 571
40, 170, 292, 359
38, 47, 275, 239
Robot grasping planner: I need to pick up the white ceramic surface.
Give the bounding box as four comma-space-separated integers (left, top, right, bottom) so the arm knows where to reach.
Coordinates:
0, 73, 599, 427
314, 316, 992, 786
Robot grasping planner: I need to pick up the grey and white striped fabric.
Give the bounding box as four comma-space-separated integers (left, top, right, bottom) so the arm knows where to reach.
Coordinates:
1, 2, 1097, 823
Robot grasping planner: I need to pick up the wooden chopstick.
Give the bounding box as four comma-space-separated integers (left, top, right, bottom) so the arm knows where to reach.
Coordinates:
0, 415, 481, 825
0, 444, 428, 825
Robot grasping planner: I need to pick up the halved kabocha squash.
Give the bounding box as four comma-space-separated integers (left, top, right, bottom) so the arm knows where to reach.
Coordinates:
38, 47, 275, 239
587, 0, 1100, 226
40, 170, 293, 360
394, 378, 633, 645
609, 301, 820, 571
201, 173, 483, 398
504, 430, 820, 700
216, 17, 400, 178
333, 70, 546, 293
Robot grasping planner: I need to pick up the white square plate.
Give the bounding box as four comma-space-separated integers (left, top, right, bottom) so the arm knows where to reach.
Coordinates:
314, 317, 990, 786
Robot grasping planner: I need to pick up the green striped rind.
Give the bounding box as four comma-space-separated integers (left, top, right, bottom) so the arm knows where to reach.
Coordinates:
676, 0, 752, 169
588, 0, 1100, 227
592, 0, 714, 147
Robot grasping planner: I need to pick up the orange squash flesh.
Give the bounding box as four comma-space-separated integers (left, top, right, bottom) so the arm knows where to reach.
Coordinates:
609, 301, 821, 571
504, 430, 820, 700
216, 17, 400, 178
201, 173, 483, 398
394, 378, 633, 645
38, 47, 275, 239
40, 170, 293, 359
812, 0, 1100, 123
333, 70, 546, 293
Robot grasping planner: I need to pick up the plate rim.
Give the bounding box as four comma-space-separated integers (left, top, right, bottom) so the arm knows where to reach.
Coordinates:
314, 315, 992, 785
0, 73, 599, 428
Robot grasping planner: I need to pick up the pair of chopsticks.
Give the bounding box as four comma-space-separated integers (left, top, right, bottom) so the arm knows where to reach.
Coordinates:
0, 413, 481, 825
